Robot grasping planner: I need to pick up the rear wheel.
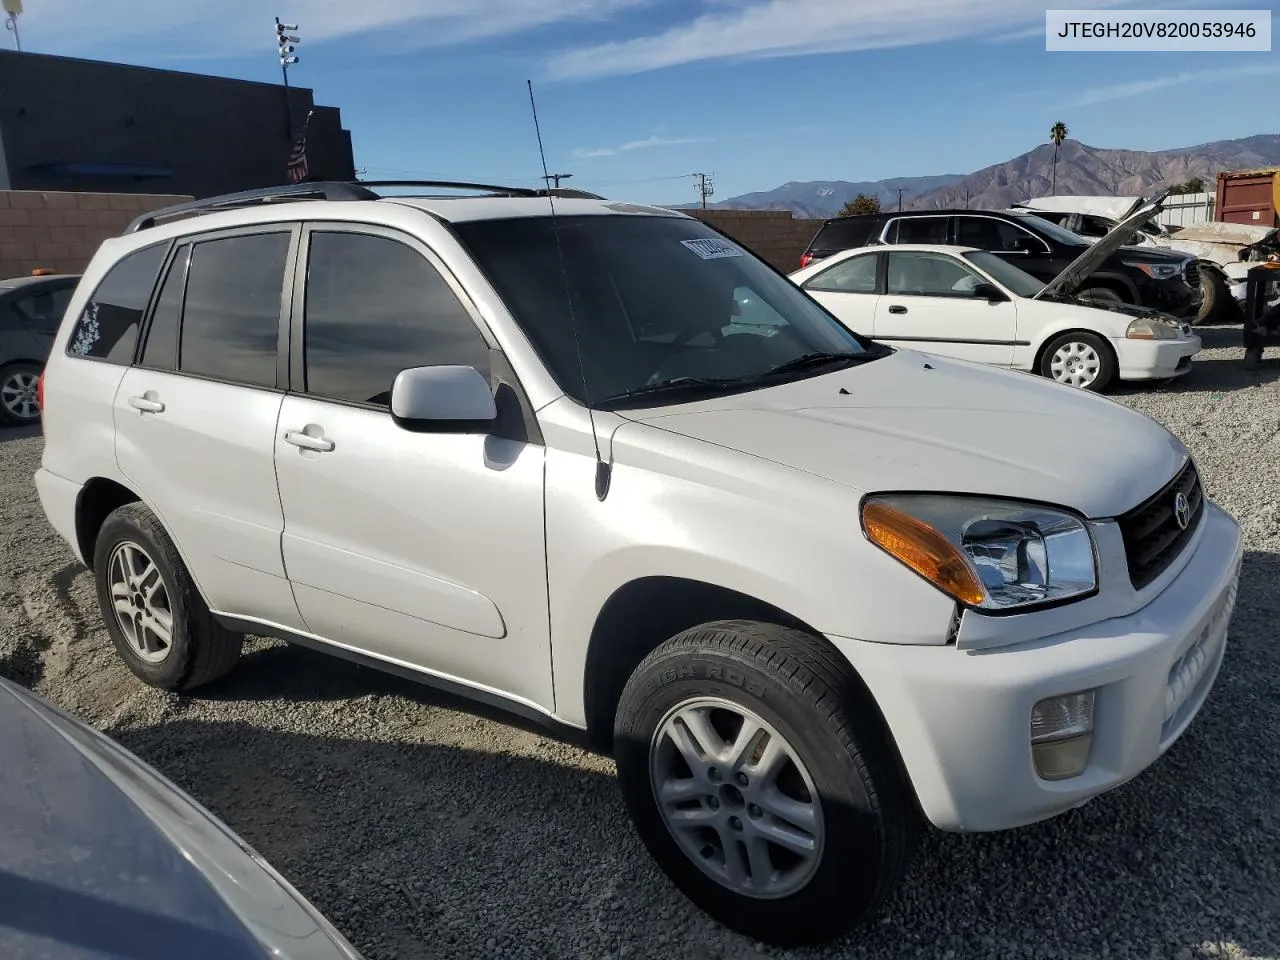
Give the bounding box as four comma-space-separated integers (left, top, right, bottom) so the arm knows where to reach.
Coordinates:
93, 502, 243, 691
0, 362, 42, 426
613, 620, 918, 947
1194, 266, 1223, 325
1039, 331, 1116, 392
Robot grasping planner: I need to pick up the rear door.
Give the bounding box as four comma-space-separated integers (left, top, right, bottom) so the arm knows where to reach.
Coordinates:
872, 250, 1017, 366
798, 251, 881, 335
10, 282, 75, 359
115, 227, 305, 630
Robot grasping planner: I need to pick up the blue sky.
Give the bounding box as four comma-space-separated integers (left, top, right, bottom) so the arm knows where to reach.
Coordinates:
15, 0, 1280, 204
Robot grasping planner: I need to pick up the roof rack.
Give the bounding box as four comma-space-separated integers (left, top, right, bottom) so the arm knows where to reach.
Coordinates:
124, 179, 607, 234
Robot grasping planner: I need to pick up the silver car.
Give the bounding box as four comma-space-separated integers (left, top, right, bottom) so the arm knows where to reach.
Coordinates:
0, 676, 365, 960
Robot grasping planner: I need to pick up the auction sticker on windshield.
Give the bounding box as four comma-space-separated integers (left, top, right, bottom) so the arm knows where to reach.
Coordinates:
681, 238, 745, 260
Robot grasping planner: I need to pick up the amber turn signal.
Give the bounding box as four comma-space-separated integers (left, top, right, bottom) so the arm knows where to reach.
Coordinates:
862, 499, 986, 606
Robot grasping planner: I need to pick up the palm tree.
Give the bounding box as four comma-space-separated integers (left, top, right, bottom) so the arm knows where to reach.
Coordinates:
1049, 121, 1069, 195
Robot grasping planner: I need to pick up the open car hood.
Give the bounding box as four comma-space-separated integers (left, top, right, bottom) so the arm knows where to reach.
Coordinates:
1033, 189, 1171, 301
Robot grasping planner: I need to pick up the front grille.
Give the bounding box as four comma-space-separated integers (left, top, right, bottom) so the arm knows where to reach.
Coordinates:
1116, 460, 1204, 590
1183, 260, 1200, 289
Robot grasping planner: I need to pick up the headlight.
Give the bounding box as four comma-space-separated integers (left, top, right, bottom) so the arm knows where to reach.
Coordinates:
1125, 317, 1180, 340
861, 495, 1097, 611
1123, 260, 1181, 281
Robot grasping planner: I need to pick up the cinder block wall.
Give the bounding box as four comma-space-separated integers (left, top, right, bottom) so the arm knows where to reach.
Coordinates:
685, 209, 826, 273
0, 190, 192, 281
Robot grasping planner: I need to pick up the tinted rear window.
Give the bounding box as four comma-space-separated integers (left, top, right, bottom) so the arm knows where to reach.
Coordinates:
809, 217, 884, 253
66, 244, 168, 363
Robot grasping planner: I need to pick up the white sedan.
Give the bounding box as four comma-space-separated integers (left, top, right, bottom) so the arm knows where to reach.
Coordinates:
785, 243, 1201, 392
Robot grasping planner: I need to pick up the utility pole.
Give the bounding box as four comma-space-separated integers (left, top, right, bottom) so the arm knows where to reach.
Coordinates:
545, 173, 573, 189
275, 17, 301, 139
3, 0, 22, 51
897, 188, 904, 211
694, 172, 715, 209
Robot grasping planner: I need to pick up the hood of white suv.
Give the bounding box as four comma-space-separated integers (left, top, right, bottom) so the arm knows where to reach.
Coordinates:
621, 350, 1186, 519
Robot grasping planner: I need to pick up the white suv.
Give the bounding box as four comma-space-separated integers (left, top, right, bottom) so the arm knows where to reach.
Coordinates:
35, 181, 1242, 947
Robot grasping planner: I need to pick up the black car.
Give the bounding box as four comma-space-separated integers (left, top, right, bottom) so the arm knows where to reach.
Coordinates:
798, 206, 1201, 319
0, 273, 79, 425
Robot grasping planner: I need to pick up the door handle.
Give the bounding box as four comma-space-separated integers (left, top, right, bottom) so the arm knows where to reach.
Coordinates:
127, 394, 165, 413
887, 305, 908, 314
284, 429, 335, 453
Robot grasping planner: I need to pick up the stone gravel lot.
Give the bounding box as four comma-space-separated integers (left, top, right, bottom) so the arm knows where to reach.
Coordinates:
1, 326, 1279, 960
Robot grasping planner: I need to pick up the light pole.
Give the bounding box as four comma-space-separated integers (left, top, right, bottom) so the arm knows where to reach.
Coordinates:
275, 17, 301, 139
3, 0, 22, 52
546, 173, 573, 189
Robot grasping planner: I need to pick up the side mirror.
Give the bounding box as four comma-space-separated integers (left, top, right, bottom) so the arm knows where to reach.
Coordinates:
390, 365, 496, 433
971, 282, 1007, 302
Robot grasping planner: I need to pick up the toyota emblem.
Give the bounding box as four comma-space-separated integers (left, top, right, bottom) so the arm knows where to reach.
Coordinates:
1173, 491, 1191, 530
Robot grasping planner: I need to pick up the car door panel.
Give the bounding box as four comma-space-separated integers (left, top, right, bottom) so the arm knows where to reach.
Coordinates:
115, 228, 305, 630
874, 251, 1016, 366
274, 225, 553, 709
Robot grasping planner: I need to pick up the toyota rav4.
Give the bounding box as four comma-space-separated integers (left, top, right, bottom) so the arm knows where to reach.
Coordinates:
34, 181, 1242, 947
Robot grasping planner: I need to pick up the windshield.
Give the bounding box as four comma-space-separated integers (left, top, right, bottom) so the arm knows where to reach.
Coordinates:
452, 214, 882, 409
962, 251, 1045, 298
1009, 212, 1089, 248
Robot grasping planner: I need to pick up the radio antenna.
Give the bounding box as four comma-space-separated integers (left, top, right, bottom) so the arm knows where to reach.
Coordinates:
527, 79, 610, 501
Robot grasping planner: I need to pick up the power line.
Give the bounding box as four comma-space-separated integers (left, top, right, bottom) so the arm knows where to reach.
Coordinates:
693, 172, 715, 209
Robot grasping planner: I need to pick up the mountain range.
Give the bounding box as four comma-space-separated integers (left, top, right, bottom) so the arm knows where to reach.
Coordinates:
688, 134, 1280, 218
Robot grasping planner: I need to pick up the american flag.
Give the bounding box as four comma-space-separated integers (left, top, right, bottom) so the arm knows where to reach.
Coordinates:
286, 109, 315, 184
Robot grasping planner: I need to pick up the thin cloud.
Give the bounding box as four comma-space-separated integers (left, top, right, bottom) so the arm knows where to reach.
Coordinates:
573, 135, 712, 159
545, 0, 1136, 80
20, 0, 648, 57
1065, 61, 1280, 107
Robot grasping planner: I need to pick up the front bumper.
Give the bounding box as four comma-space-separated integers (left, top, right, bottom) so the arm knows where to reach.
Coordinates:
1112, 335, 1201, 381
830, 501, 1242, 833
1144, 277, 1201, 319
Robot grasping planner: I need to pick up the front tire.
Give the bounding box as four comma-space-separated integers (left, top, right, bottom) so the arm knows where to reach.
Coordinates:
1076, 286, 1125, 308
1039, 331, 1116, 392
93, 502, 243, 691
613, 620, 918, 947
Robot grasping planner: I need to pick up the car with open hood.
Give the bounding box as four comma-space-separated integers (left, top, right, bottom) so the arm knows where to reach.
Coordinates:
787, 205, 1201, 392
798, 191, 1202, 320
34, 179, 1242, 948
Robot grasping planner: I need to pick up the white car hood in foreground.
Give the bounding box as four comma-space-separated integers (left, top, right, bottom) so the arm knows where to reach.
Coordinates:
622, 350, 1187, 519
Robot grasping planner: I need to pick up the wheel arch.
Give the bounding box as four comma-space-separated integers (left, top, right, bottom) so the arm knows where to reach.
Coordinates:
1076, 273, 1138, 303
582, 576, 822, 753
75, 477, 143, 572
1033, 326, 1119, 375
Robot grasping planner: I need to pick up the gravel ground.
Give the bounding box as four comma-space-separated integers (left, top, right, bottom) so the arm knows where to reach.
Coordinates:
2, 326, 1279, 960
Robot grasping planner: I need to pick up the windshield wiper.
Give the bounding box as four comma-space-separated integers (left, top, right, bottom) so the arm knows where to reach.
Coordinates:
593, 375, 753, 409
758, 351, 873, 379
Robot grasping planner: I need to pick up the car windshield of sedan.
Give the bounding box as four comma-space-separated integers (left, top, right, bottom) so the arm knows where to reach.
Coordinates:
962, 251, 1046, 298
453, 213, 886, 409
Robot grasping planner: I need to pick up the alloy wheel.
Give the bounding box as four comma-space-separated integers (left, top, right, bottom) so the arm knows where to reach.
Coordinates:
107, 541, 174, 663
649, 697, 824, 899
0, 370, 40, 422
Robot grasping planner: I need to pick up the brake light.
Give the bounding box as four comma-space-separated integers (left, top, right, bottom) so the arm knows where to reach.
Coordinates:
799, 253, 814, 269
37, 371, 44, 411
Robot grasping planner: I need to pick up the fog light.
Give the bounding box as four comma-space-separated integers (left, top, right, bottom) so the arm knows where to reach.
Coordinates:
1031, 691, 1095, 781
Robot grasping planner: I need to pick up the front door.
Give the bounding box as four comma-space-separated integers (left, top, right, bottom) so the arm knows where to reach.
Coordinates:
798, 251, 881, 336
953, 215, 1057, 282
273, 225, 552, 710
872, 250, 1017, 366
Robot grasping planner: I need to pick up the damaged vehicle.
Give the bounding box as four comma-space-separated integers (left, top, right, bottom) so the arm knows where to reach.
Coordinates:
790, 192, 1200, 392
1013, 195, 1280, 324
800, 190, 1202, 321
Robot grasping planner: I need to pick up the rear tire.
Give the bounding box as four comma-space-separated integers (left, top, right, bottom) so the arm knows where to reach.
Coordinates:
613, 620, 919, 947
93, 502, 243, 691
1194, 266, 1223, 325
0, 361, 42, 426
1038, 331, 1116, 392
